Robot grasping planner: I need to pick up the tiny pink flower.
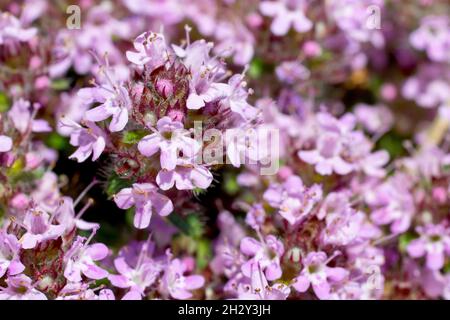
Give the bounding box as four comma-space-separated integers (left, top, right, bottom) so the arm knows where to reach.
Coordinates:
293, 251, 348, 300
114, 183, 173, 229
138, 116, 201, 170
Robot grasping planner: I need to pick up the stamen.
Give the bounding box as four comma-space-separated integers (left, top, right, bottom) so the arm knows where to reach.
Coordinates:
85, 226, 99, 246
75, 198, 94, 219
74, 179, 99, 207
136, 235, 153, 269
184, 25, 192, 46
372, 233, 399, 246
325, 250, 342, 264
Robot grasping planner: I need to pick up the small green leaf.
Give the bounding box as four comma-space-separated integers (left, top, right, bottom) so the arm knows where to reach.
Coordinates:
122, 130, 147, 144
248, 58, 276, 79
377, 133, 406, 160
196, 239, 212, 270
0, 92, 10, 112
125, 208, 135, 227
106, 173, 133, 197
168, 213, 204, 239
443, 261, 450, 273
398, 232, 416, 252
45, 132, 69, 151
50, 79, 71, 91
223, 172, 239, 195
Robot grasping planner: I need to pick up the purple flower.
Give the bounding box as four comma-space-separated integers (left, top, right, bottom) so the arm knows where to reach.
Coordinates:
275, 61, 310, 84
0, 135, 12, 152
59, 117, 107, 163
114, 183, 173, 229
298, 113, 356, 175
214, 21, 255, 65
172, 39, 227, 110
218, 74, 258, 121
245, 203, 266, 230
55, 196, 99, 232
0, 12, 37, 46
407, 223, 450, 270
299, 131, 353, 175
0, 275, 46, 300
108, 241, 162, 300
293, 251, 349, 300
210, 211, 247, 277
138, 117, 201, 170
259, 0, 312, 36
0, 232, 25, 278
410, 15, 450, 63
159, 254, 205, 299
156, 159, 213, 191
30, 172, 61, 213
8, 99, 51, 134
126, 31, 170, 70
263, 175, 322, 225
319, 200, 365, 247
81, 72, 131, 132
64, 235, 109, 282
354, 103, 393, 134
240, 235, 284, 281
19, 205, 65, 249
237, 261, 290, 300
365, 174, 415, 234
327, 0, 385, 48
49, 10, 127, 77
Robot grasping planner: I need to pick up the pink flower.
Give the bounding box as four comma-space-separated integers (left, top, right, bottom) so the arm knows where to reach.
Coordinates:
0, 12, 37, 45
64, 235, 109, 282
19, 205, 65, 249
0, 135, 12, 152
114, 183, 173, 229
108, 240, 162, 299
263, 175, 322, 225
237, 261, 290, 300
409, 15, 450, 63
55, 196, 99, 232
293, 251, 349, 300
138, 117, 201, 171
0, 275, 46, 300
59, 117, 107, 163
8, 99, 51, 134
81, 74, 131, 132
173, 39, 227, 110
275, 61, 310, 84
0, 232, 25, 278
259, 0, 312, 36
365, 174, 415, 234
240, 235, 284, 281
159, 254, 205, 299
156, 159, 213, 191
126, 31, 170, 70
218, 74, 258, 121
407, 223, 450, 270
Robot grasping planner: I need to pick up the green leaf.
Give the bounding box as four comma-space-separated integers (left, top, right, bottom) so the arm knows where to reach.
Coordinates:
443, 261, 450, 273
377, 133, 406, 160
45, 132, 69, 151
223, 172, 239, 195
167, 213, 204, 239
0, 92, 10, 112
249, 58, 264, 79
50, 79, 71, 91
122, 130, 148, 145
196, 239, 212, 270
398, 232, 416, 252
106, 173, 133, 197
